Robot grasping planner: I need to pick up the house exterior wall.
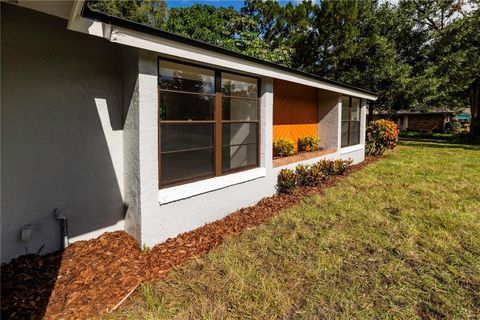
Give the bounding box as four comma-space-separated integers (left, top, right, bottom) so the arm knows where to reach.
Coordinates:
125, 55, 367, 249
1, 4, 127, 263
273, 79, 319, 149
124, 51, 278, 248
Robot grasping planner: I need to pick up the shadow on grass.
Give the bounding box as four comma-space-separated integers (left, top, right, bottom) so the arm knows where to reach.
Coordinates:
399, 139, 480, 151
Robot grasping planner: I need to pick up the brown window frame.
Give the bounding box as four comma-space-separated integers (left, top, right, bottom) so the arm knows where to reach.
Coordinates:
341, 96, 361, 148
158, 58, 261, 188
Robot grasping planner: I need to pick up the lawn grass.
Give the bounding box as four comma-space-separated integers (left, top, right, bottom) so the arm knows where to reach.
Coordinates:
108, 140, 480, 319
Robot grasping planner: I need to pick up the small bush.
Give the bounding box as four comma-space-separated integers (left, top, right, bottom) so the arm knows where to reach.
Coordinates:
332, 159, 353, 175
276, 169, 297, 193
315, 159, 353, 178
295, 164, 323, 187
295, 164, 311, 187
273, 139, 295, 158
317, 159, 336, 177
298, 136, 319, 152
365, 119, 399, 156
308, 163, 325, 185
277, 159, 353, 193
445, 121, 463, 134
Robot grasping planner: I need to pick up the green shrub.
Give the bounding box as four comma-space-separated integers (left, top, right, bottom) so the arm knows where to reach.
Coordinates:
365, 119, 399, 156
332, 159, 353, 175
277, 159, 353, 194
295, 164, 323, 187
316, 159, 335, 177
308, 163, 325, 185
273, 139, 295, 158
445, 121, 463, 134
298, 136, 319, 152
316, 159, 353, 177
276, 169, 297, 194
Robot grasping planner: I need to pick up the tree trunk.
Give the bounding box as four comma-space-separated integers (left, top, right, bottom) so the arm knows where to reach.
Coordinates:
469, 78, 480, 139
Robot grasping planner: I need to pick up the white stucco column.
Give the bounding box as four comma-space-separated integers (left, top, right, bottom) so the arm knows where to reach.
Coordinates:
360, 99, 367, 145
318, 90, 341, 150
123, 50, 159, 247
337, 96, 343, 151
137, 51, 160, 247
261, 77, 274, 171
261, 77, 277, 193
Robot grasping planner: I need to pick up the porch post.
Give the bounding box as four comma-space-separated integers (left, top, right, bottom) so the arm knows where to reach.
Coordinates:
360, 99, 367, 145
337, 95, 342, 151
123, 50, 159, 248
261, 77, 274, 171
317, 90, 341, 151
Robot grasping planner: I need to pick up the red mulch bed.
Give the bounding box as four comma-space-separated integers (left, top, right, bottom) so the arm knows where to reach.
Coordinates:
1, 157, 378, 320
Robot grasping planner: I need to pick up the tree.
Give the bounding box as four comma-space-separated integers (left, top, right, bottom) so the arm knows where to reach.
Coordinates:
425, 3, 480, 137
87, 0, 167, 28
413, 0, 466, 31
219, 31, 294, 66
162, 4, 294, 65
161, 4, 251, 45
241, 0, 313, 68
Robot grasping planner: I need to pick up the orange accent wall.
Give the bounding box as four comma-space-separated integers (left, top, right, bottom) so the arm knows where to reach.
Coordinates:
273, 79, 319, 150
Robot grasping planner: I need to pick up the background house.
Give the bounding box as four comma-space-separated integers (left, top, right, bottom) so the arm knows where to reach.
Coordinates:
373, 110, 455, 133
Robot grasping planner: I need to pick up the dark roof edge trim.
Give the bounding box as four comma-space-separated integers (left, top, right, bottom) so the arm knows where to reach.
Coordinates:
82, 4, 378, 98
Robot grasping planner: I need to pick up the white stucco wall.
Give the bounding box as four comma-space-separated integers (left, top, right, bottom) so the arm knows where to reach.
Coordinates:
123, 52, 278, 247
1, 4, 127, 263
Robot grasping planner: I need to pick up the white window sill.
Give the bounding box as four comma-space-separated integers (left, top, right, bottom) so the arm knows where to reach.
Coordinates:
340, 144, 364, 154
158, 167, 266, 204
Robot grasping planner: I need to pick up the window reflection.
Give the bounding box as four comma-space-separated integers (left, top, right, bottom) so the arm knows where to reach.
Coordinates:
158, 60, 260, 186
222, 73, 258, 98
159, 60, 214, 94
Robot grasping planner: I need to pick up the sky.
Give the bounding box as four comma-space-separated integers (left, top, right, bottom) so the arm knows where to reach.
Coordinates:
166, 0, 478, 15
166, 0, 318, 10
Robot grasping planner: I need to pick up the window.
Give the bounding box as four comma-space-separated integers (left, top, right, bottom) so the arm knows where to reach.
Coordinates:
158, 59, 259, 187
341, 96, 361, 147
221, 73, 259, 172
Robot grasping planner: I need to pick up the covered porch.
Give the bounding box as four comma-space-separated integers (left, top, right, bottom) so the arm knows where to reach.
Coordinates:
272, 79, 367, 169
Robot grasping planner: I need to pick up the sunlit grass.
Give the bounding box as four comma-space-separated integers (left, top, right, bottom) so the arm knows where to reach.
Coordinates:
108, 140, 480, 319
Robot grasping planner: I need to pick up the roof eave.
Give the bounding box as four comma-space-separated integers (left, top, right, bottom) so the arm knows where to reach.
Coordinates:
71, 2, 378, 100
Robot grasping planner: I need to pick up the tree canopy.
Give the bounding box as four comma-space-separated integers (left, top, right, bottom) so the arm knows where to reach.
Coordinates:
86, 0, 480, 138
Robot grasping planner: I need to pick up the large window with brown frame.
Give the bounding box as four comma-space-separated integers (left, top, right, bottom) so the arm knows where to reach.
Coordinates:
341, 96, 361, 147
158, 59, 260, 187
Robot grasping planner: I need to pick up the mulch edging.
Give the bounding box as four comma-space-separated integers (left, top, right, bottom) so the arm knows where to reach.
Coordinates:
1, 156, 379, 320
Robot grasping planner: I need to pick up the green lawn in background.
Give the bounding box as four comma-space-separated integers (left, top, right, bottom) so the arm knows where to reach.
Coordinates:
109, 140, 480, 319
